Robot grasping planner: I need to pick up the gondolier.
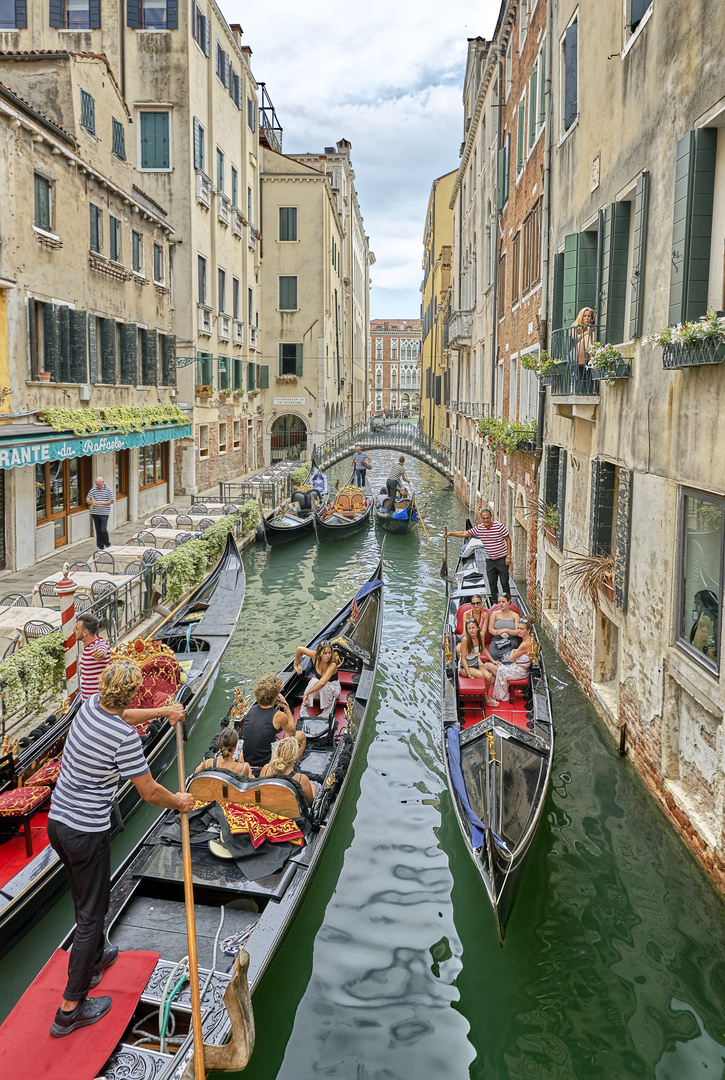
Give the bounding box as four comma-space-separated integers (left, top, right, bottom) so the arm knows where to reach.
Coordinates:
47, 660, 194, 1037
352, 446, 371, 487
86, 475, 114, 550
447, 508, 512, 597
386, 456, 409, 505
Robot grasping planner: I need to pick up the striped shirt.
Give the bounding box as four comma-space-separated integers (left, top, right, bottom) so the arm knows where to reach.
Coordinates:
49, 695, 148, 832
87, 484, 114, 517
80, 636, 110, 700
468, 519, 509, 560
388, 463, 406, 482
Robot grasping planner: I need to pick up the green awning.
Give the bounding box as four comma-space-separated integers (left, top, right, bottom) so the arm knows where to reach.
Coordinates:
0, 422, 191, 470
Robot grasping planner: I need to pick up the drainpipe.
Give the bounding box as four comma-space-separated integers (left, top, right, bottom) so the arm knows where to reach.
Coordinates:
536, 0, 553, 458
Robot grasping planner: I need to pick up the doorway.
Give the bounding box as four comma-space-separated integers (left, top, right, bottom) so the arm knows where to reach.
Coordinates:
270, 414, 307, 462
36, 457, 91, 548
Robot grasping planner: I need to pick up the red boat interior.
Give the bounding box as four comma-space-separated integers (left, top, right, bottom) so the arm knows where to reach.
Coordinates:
290, 668, 356, 739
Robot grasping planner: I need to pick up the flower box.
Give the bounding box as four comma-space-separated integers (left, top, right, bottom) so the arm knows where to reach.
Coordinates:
276, 376, 299, 385
544, 525, 557, 545
598, 578, 615, 603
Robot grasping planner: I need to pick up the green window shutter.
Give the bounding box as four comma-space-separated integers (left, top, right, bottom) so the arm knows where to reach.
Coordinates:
551, 252, 564, 332
599, 201, 631, 345
218, 357, 230, 390
28, 297, 36, 375
127, 0, 140, 28
90, 204, 99, 252
161, 335, 176, 387
538, 41, 546, 125
68, 309, 88, 384
193, 117, 204, 171
43, 304, 60, 380
589, 458, 601, 556
589, 459, 616, 557
562, 231, 598, 327
529, 65, 537, 148
556, 448, 567, 550
141, 329, 158, 385
233, 357, 243, 390
668, 127, 716, 325
517, 101, 525, 173
497, 135, 510, 210
614, 469, 632, 611
140, 112, 169, 170
295, 344, 303, 377
247, 362, 255, 391
59, 305, 71, 382
120, 323, 138, 384
629, 171, 650, 340
277, 343, 284, 376
100, 318, 116, 383
260, 365, 269, 389
88, 315, 98, 383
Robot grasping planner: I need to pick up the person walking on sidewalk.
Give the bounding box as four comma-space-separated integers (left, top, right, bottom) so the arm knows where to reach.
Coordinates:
86, 475, 114, 550
446, 507, 512, 598
47, 659, 194, 1037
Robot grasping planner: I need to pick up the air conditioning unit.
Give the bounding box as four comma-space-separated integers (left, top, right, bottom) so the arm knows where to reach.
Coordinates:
79, 384, 91, 401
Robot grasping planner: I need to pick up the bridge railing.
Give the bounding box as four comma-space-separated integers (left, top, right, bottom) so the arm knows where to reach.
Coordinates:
311, 421, 451, 476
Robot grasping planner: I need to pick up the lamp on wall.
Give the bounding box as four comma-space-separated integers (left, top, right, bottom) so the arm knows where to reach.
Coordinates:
218, 358, 227, 374
308, 410, 313, 417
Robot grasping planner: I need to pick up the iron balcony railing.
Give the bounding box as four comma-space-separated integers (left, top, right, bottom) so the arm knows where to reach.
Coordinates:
546, 325, 633, 396
446, 400, 491, 418
662, 337, 725, 369
311, 419, 451, 475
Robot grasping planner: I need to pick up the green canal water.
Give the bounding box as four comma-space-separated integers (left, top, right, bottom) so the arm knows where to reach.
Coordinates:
2, 451, 725, 1079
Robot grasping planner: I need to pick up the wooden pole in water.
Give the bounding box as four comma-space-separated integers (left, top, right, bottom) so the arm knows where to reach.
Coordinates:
415, 495, 430, 542
176, 722, 206, 1079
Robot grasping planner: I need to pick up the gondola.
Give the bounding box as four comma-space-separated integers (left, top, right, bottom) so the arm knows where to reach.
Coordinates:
0, 552, 385, 1078
313, 470, 374, 541
374, 485, 420, 534
440, 522, 553, 944
0, 533, 246, 959
261, 460, 328, 544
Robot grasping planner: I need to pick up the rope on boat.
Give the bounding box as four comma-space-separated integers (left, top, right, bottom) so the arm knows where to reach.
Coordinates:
220, 924, 255, 956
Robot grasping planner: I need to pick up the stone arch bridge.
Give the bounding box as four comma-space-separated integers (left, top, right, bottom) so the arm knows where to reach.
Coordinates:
311, 422, 452, 482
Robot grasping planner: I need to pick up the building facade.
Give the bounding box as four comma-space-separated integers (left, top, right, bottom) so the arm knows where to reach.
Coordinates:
419, 171, 455, 446
369, 319, 421, 417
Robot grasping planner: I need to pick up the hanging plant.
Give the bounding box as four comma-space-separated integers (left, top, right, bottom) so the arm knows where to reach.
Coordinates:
41, 404, 186, 436
156, 501, 260, 603
644, 311, 725, 349
520, 349, 557, 376
0, 631, 65, 718
477, 416, 537, 456
586, 342, 627, 387
275, 375, 299, 384
561, 552, 615, 606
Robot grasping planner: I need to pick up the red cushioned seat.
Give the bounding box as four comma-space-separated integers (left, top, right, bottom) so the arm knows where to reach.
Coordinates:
506, 676, 530, 702
26, 756, 62, 788
455, 604, 490, 636
0, 755, 52, 857
129, 656, 181, 711
458, 675, 488, 696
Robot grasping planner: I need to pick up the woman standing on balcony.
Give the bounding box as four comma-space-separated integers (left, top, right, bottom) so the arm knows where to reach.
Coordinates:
570, 308, 596, 367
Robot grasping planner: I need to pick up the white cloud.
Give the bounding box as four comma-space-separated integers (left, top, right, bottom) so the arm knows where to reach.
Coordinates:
222, 0, 500, 316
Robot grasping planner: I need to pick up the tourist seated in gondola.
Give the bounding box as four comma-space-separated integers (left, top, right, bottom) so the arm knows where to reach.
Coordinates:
456, 617, 498, 706
196, 727, 252, 777
260, 736, 317, 806
242, 675, 300, 774
376, 486, 389, 509
487, 593, 523, 660
483, 616, 535, 703
293, 639, 341, 718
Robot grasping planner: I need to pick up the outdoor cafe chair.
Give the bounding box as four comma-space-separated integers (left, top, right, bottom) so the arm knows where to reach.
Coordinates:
175, 514, 193, 527
223, 504, 237, 515
175, 533, 194, 546
196, 518, 214, 531
74, 595, 92, 615
93, 551, 116, 572
149, 516, 170, 528
2, 633, 21, 659
0, 594, 28, 607
137, 531, 157, 547
189, 503, 206, 514
123, 561, 144, 576
142, 548, 163, 566
163, 539, 177, 549
37, 582, 61, 609
24, 620, 55, 641
69, 561, 91, 573
208, 506, 225, 516
91, 580, 117, 601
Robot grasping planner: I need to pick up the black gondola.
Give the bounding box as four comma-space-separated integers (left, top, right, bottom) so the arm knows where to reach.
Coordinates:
441, 523, 553, 944
313, 470, 374, 541
0, 553, 385, 1078
261, 460, 328, 544
374, 485, 419, 534
0, 533, 246, 959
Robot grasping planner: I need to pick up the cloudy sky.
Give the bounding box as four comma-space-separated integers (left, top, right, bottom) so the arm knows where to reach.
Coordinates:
225, 0, 500, 319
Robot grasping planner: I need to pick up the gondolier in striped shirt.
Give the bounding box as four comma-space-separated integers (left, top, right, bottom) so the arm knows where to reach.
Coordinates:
47, 659, 193, 1037
86, 475, 114, 550
447, 507, 512, 598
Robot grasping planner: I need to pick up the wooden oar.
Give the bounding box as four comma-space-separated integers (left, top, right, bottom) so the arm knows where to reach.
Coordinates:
414, 495, 430, 542
176, 721, 206, 1080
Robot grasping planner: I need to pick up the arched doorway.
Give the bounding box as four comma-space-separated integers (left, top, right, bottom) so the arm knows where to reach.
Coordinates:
270, 414, 308, 461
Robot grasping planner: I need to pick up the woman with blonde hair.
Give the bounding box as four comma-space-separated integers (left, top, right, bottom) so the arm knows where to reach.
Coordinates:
484, 616, 536, 704
570, 307, 596, 367
260, 736, 316, 805
196, 727, 251, 777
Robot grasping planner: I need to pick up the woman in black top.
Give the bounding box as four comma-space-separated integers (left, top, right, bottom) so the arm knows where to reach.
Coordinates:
241, 674, 300, 772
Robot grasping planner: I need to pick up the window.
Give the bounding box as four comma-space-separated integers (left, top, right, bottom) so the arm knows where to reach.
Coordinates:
677, 491, 723, 673
231, 165, 238, 207
80, 89, 95, 135
247, 96, 256, 132
198, 255, 207, 304
279, 342, 303, 376
109, 216, 121, 262
58, 1, 98, 29
138, 444, 167, 489
139, 110, 170, 170
232, 277, 240, 320
504, 38, 512, 102
1, 0, 28, 29
516, 95, 525, 174
233, 420, 240, 449
138, 0, 171, 30
216, 147, 224, 192
218, 357, 230, 392
528, 60, 538, 150
34, 173, 52, 232
193, 117, 205, 172
112, 117, 126, 159
248, 286, 253, 324
669, 129, 717, 325
375, 364, 383, 389
522, 198, 542, 294
519, 1, 527, 50
375, 338, 383, 359
538, 42, 547, 130
218, 267, 226, 313
630, 0, 653, 34
519, 350, 539, 420
153, 243, 164, 283
391, 338, 398, 359
509, 356, 518, 419
279, 206, 298, 242
375, 392, 383, 411
511, 231, 521, 304
497, 254, 506, 319
562, 18, 578, 132
497, 133, 510, 210
192, 3, 210, 54
216, 39, 229, 85
220, 422, 229, 457
247, 185, 253, 224
278, 276, 297, 310
132, 230, 143, 273
89, 204, 102, 253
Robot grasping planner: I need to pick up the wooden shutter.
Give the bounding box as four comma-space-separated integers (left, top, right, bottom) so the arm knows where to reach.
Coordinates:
599, 201, 631, 345
497, 134, 510, 210
120, 323, 138, 384
167, 0, 178, 29
59, 305, 71, 382
161, 335, 176, 386
141, 329, 158, 385
141, 113, 169, 170
556, 448, 567, 550
629, 171, 650, 340
15, 0, 27, 27
90, 205, 99, 253
27, 298, 36, 375
89, 0, 101, 28
100, 318, 116, 383
517, 100, 525, 173
88, 315, 98, 383
614, 469, 632, 611
564, 21, 578, 130
126, 0, 140, 28
589, 458, 616, 556
43, 304, 60, 380
202, 15, 210, 56
260, 365, 269, 389
295, 344, 303, 377
49, 0, 63, 28
529, 64, 537, 147
551, 252, 564, 332
668, 127, 717, 325
562, 232, 597, 326
193, 117, 203, 171
247, 362, 255, 391
69, 309, 88, 384
538, 41, 546, 125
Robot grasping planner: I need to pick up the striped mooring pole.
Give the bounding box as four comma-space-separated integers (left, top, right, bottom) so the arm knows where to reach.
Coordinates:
55, 565, 78, 698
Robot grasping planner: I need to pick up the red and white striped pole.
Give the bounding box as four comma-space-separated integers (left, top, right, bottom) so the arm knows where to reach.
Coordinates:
55, 564, 79, 698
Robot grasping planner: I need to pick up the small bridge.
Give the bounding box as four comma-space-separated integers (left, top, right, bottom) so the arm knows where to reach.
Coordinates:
311, 421, 452, 482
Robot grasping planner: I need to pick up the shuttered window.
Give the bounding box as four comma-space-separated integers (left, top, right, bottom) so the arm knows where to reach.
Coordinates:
629, 172, 650, 340
529, 63, 538, 149
668, 127, 717, 325
88, 314, 98, 383
247, 362, 256, 391
160, 335, 175, 387
278, 276, 297, 310
233, 357, 243, 391
120, 323, 138, 384
109, 216, 121, 263
516, 98, 525, 174
132, 230, 143, 273
218, 356, 230, 391
260, 365, 269, 388
522, 198, 542, 294
247, 96, 256, 132
68, 309, 87, 384
89, 204, 102, 253
551, 252, 565, 331
590, 460, 632, 611
562, 231, 597, 326
139, 111, 170, 170
1, 1, 27, 28
141, 328, 158, 385
544, 445, 567, 549
100, 318, 117, 384
279, 343, 303, 376
193, 4, 209, 54
279, 206, 298, 242
112, 118, 126, 159
563, 19, 578, 131
153, 244, 163, 283
511, 231, 521, 304
497, 133, 510, 210
198, 255, 207, 304
231, 165, 238, 208
34, 173, 51, 231
80, 89, 95, 135
538, 41, 546, 126
197, 352, 213, 387
598, 201, 631, 345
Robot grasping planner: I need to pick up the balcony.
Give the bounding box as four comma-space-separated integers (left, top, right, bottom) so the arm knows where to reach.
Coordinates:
249, 326, 259, 351
218, 314, 231, 341
232, 208, 244, 238
446, 400, 490, 418
662, 337, 725, 369
197, 304, 212, 336
233, 320, 244, 346
217, 193, 231, 227
196, 171, 212, 210
546, 325, 632, 396
446, 310, 473, 348
248, 228, 258, 254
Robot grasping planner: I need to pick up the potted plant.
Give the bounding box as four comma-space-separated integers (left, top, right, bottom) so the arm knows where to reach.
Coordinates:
276, 375, 299, 385
586, 341, 629, 386
521, 349, 558, 377
248, 389, 261, 398
40, 370, 52, 383
542, 504, 558, 543
561, 552, 615, 606
195, 385, 213, 398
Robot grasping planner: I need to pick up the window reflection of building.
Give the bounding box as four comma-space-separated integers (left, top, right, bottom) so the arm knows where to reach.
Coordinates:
35, 457, 90, 547
678, 491, 723, 672
138, 444, 167, 490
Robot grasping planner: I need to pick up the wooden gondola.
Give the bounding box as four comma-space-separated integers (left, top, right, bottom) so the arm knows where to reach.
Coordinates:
313, 470, 374, 542
374, 485, 419, 534
440, 522, 553, 944
0, 533, 246, 959
0, 553, 385, 1078
261, 460, 328, 545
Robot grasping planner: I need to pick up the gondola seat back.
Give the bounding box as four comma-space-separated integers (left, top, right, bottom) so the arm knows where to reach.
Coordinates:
188, 770, 308, 821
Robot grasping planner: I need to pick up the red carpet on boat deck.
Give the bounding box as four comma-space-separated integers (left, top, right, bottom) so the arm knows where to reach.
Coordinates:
0, 947, 159, 1078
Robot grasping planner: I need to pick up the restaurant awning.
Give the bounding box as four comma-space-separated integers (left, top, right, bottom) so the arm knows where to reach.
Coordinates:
0, 422, 192, 470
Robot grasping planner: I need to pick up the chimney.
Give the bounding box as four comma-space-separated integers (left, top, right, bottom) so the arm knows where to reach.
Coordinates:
229, 23, 243, 46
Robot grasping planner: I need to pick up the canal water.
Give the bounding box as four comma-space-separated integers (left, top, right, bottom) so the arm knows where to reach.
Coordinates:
2, 450, 725, 1079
